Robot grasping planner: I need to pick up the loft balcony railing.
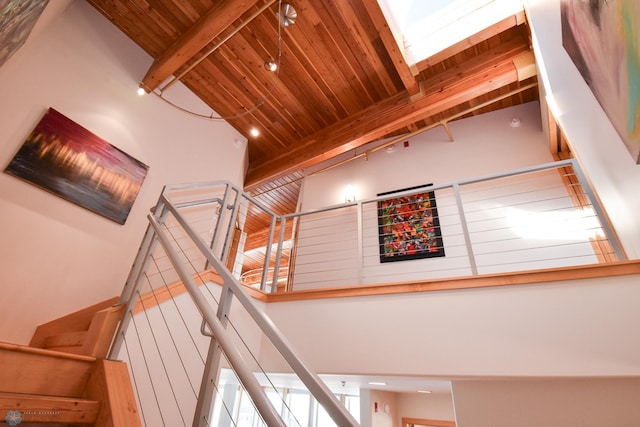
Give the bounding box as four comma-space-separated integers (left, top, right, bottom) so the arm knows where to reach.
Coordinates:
107, 158, 623, 426
239, 159, 624, 292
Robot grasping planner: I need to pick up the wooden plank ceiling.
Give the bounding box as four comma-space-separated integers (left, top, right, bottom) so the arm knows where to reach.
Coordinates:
86, 0, 538, 278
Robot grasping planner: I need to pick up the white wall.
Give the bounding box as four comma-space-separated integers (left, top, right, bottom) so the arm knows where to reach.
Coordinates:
301, 101, 550, 210
396, 392, 455, 426
369, 389, 397, 427
265, 274, 640, 378
452, 378, 640, 427
0, 1, 247, 344
525, 0, 640, 259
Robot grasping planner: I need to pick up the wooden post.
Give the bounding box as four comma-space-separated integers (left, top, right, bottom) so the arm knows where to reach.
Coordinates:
84, 359, 141, 427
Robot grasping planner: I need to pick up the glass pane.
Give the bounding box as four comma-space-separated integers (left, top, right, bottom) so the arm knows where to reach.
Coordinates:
284, 390, 311, 427
266, 388, 285, 416
315, 402, 338, 427
236, 389, 259, 427
345, 395, 361, 423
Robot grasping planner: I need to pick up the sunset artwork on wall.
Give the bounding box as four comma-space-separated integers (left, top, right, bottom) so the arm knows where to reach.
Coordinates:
377, 184, 445, 263
561, 0, 640, 163
4, 108, 148, 224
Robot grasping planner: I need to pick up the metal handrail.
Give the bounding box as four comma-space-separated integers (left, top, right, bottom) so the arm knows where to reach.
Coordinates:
110, 181, 360, 426
159, 192, 360, 426
109, 158, 623, 425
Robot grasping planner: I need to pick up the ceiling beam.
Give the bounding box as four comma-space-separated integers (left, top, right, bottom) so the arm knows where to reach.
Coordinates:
140, 0, 262, 92
412, 11, 527, 74
244, 42, 530, 190
360, 0, 419, 95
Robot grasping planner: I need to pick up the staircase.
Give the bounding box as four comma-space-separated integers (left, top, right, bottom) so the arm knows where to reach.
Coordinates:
0, 299, 140, 426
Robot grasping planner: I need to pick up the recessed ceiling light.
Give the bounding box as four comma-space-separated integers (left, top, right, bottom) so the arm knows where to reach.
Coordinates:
510, 118, 521, 127
368, 381, 387, 386
137, 87, 146, 96
249, 128, 260, 137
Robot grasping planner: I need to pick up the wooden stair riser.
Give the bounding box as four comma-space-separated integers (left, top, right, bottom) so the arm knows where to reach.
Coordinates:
31, 297, 124, 358
0, 392, 99, 424
0, 343, 95, 397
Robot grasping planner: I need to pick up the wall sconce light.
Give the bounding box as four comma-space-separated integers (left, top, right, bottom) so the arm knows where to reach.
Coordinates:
344, 185, 356, 203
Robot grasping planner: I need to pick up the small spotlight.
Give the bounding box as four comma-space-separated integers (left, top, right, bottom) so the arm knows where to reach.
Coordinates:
249, 128, 260, 137
281, 3, 297, 27
264, 61, 278, 72
137, 87, 146, 96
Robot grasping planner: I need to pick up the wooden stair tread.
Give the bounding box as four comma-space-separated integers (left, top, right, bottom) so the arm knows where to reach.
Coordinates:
0, 392, 100, 424
0, 341, 96, 362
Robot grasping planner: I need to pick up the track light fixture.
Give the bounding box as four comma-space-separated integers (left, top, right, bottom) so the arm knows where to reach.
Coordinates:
153, 0, 299, 122
280, 3, 297, 27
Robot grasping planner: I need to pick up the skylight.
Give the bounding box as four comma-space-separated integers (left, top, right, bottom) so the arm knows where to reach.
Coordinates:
378, 0, 524, 66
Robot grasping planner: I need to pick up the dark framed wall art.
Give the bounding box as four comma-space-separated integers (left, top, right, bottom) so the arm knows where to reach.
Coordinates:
377, 184, 445, 263
4, 108, 149, 224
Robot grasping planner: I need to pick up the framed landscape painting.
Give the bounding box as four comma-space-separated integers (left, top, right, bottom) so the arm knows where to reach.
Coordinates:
4, 108, 148, 224
377, 184, 445, 263
561, 0, 640, 163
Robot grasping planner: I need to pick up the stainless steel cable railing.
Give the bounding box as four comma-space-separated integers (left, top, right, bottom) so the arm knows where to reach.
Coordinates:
106, 158, 623, 426
108, 182, 360, 426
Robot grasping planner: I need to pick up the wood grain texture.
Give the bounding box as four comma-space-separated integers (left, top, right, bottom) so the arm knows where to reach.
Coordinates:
0, 342, 95, 397
84, 359, 141, 427
85, 0, 538, 280
0, 392, 100, 424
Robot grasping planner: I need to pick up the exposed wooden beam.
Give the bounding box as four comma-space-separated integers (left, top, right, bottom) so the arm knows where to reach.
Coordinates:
412, 11, 526, 74
140, 0, 262, 92
360, 0, 419, 95
245, 41, 529, 190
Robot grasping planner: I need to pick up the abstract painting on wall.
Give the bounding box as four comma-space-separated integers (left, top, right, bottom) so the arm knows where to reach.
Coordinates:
377, 184, 445, 263
0, 0, 50, 69
561, 0, 640, 163
4, 108, 149, 224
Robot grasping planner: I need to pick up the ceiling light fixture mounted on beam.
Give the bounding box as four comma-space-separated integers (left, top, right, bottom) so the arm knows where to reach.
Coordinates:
144, 0, 298, 121
280, 3, 297, 26
156, 0, 278, 95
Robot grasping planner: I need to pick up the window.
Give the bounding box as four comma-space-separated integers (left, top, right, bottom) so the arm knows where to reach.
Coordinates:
210, 384, 360, 426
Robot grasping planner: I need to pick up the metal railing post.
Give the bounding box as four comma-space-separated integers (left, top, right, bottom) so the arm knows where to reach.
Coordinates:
570, 159, 626, 260
357, 201, 364, 285
108, 202, 169, 360
192, 284, 235, 427
162, 198, 360, 427
220, 187, 242, 265
148, 214, 286, 427
261, 215, 277, 292
271, 216, 287, 292
208, 183, 231, 260
453, 183, 479, 275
